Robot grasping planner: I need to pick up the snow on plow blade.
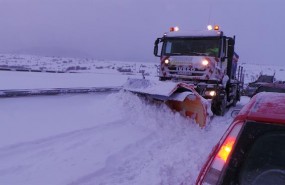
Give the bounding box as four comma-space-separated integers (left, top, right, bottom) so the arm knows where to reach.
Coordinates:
124, 79, 211, 127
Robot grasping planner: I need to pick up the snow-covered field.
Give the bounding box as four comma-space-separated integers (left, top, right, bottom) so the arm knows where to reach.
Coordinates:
0, 54, 284, 185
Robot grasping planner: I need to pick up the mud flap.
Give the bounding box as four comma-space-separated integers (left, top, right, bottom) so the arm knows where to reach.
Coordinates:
124, 78, 211, 127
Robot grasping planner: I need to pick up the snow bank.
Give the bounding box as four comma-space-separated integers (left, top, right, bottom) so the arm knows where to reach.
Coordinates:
0, 90, 244, 185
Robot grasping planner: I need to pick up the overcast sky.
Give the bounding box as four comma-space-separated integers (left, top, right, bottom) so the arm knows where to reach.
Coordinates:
0, 0, 284, 64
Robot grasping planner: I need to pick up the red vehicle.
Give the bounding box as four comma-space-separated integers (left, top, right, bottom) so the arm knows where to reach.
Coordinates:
196, 92, 285, 185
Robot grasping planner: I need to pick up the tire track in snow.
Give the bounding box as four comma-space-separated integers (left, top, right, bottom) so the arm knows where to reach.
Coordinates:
0, 119, 125, 158
0, 118, 151, 185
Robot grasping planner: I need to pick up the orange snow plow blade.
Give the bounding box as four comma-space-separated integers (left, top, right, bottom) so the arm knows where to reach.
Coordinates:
124, 79, 211, 127
167, 95, 208, 127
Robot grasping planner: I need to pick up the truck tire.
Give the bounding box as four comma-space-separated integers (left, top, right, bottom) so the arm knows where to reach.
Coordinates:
212, 95, 227, 116
232, 88, 241, 107
232, 98, 237, 107
159, 77, 166, 81
159, 77, 171, 81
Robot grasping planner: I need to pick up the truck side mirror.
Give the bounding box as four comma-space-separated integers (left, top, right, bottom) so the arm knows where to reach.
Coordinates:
227, 37, 235, 59
228, 38, 235, 46
154, 38, 162, 57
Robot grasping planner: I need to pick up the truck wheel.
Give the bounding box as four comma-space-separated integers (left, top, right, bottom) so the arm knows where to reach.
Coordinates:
212, 95, 227, 116
219, 96, 227, 116
232, 90, 240, 107
159, 77, 171, 81
232, 100, 237, 107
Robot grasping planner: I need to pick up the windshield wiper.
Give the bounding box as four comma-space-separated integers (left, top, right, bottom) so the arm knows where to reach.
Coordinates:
187, 52, 206, 56
168, 52, 209, 56
169, 53, 183, 55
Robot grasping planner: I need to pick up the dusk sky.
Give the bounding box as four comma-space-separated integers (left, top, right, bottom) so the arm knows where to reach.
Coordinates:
0, 0, 284, 64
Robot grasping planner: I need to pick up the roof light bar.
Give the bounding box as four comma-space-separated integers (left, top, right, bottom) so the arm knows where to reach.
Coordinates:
170, 26, 179, 32
207, 25, 220, 31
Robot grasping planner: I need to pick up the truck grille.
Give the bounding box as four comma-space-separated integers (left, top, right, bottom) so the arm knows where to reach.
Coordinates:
167, 66, 206, 76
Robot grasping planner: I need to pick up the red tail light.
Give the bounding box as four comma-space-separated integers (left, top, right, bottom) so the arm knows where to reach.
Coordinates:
197, 122, 243, 185
217, 137, 235, 163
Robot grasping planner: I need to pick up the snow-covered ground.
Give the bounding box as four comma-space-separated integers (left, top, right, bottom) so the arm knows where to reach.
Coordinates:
0, 54, 283, 185
0, 54, 158, 76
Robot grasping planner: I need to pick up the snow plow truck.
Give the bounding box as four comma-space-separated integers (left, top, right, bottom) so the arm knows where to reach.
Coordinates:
125, 25, 243, 127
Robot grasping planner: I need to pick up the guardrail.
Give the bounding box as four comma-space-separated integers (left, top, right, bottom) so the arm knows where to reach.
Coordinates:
0, 67, 69, 73
0, 87, 122, 98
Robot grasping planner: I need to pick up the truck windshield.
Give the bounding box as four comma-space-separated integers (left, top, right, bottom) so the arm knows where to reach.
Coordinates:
162, 37, 221, 57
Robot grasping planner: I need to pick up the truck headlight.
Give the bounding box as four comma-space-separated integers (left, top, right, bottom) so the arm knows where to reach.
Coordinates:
202, 59, 209, 66
205, 90, 216, 97
164, 59, 170, 64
